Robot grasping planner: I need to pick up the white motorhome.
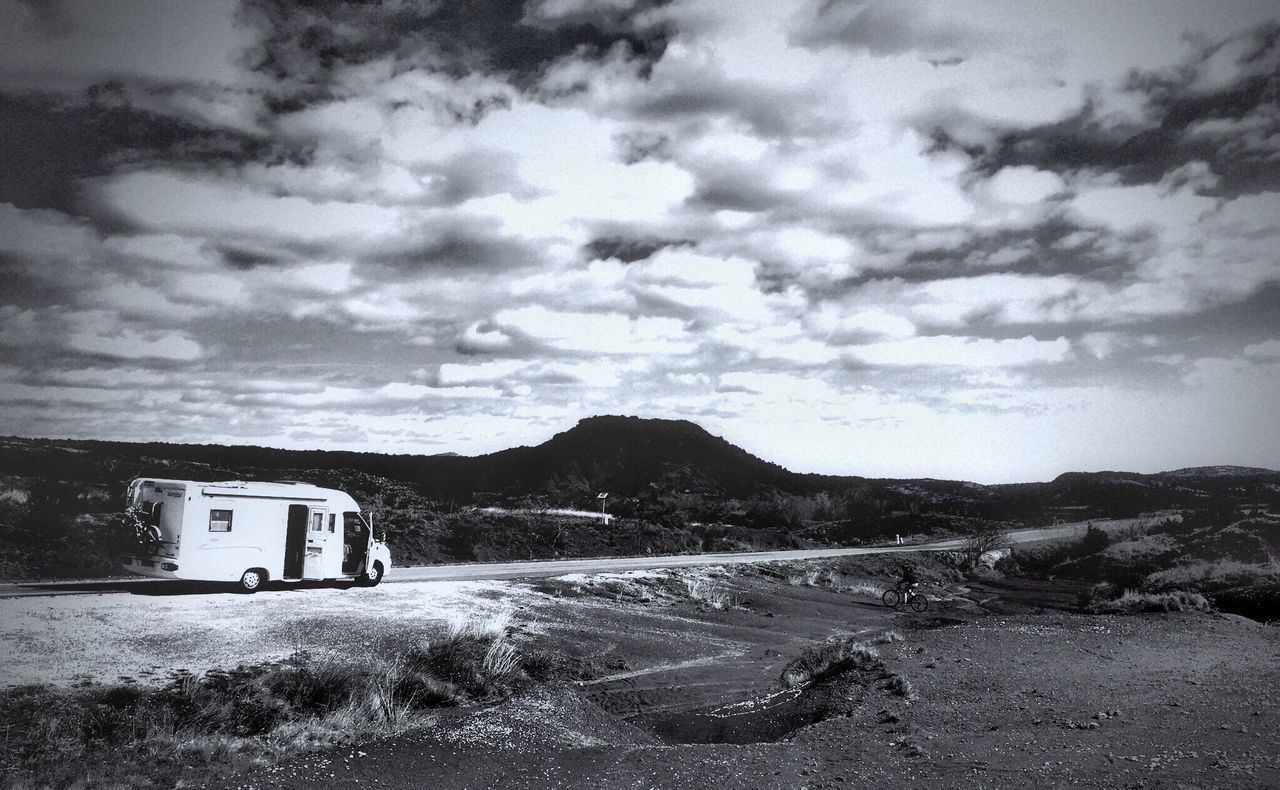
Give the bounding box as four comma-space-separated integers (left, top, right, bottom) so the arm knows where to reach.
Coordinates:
122, 478, 391, 592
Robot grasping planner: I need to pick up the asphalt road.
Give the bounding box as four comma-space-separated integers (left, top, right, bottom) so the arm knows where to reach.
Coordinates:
0, 521, 1096, 600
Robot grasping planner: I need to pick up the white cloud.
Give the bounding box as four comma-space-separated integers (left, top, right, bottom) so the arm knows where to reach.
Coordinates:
95, 171, 411, 248
985, 166, 1066, 206
846, 335, 1070, 368
710, 323, 840, 365
812, 308, 917, 341
622, 248, 777, 322
377, 382, 502, 401
492, 305, 695, 355
67, 328, 203, 361
1243, 339, 1280, 360
438, 359, 530, 386
718, 370, 838, 400
1070, 171, 1221, 235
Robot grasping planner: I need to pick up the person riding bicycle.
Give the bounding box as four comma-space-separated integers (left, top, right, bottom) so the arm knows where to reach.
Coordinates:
883, 562, 929, 611
898, 563, 919, 592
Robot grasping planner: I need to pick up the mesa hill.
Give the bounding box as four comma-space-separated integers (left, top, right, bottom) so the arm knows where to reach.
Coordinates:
456, 415, 806, 499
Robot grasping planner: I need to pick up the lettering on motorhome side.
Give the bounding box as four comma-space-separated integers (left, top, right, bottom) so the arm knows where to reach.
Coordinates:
122, 478, 391, 592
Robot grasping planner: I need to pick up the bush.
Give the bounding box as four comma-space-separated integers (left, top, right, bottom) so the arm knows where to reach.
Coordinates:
1101, 534, 1178, 564
781, 631, 901, 688
1143, 560, 1280, 592
683, 575, 737, 610
960, 523, 1012, 569
1085, 588, 1214, 614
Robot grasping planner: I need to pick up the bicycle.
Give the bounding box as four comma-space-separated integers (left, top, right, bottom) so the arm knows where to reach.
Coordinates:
882, 583, 929, 612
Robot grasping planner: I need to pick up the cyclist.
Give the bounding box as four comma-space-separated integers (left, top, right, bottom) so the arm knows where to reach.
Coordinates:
898, 562, 919, 592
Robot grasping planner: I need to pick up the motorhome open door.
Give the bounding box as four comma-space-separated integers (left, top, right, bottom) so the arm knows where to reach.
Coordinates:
302, 507, 328, 580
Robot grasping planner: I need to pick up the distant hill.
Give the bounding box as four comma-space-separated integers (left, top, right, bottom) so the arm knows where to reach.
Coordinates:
1, 418, 1278, 511
1031, 468, 1280, 517
0, 417, 815, 499
1157, 466, 1279, 479
457, 415, 806, 499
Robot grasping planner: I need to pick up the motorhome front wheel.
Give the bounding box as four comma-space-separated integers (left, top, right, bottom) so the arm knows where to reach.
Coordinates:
359, 561, 384, 587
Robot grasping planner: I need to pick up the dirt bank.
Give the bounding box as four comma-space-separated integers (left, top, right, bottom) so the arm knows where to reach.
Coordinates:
229, 561, 1278, 789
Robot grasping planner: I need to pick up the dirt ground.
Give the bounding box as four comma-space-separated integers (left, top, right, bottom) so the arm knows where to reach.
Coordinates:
0, 579, 542, 687
208, 568, 1279, 790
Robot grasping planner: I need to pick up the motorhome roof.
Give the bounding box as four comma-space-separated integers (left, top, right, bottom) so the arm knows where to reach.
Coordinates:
134, 478, 359, 508
202, 480, 333, 496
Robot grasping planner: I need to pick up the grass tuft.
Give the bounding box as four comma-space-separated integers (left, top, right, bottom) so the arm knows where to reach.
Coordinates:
446, 607, 513, 640
683, 575, 737, 610
1085, 587, 1214, 614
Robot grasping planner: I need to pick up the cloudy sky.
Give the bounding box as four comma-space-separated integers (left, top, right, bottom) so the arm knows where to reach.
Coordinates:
1, 0, 1279, 482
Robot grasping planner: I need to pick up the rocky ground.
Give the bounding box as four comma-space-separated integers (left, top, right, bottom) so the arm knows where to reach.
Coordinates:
216, 570, 1278, 790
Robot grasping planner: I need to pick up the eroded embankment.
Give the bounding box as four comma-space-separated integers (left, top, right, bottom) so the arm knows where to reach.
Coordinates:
250, 557, 1279, 790
0, 554, 958, 787
21, 553, 1278, 789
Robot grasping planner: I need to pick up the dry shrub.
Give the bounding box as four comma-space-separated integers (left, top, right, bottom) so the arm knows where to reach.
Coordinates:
787, 568, 827, 587
841, 581, 886, 599
1144, 559, 1280, 591
781, 631, 902, 688
1086, 588, 1214, 614
445, 607, 513, 640
683, 575, 736, 610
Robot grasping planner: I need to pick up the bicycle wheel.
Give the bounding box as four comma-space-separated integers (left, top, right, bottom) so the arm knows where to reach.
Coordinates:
908, 593, 929, 613
881, 588, 901, 607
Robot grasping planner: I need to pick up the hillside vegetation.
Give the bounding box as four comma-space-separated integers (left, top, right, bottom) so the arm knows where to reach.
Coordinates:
1, 416, 1277, 579
1004, 512, 1280, 618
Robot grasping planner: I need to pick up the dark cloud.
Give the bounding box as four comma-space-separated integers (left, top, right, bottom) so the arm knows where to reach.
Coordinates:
856, 220, 1139, 284
980, 23, 1280, 195
430, 149, 529, 205
369, 225, 538, 275
790, 0, 995, 57
1161, 281, 1280, 344
219, 243, 298, 270
241, 0, 669, 89
15, 0, 78, 39
613, 130, 672, 164
582, 236, 691, 263
686, 169, 790, 212
627, 82, 799, 138
0, 90, 259, 213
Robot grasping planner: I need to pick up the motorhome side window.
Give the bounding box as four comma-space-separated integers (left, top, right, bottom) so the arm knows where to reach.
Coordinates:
329, 514, 336, 533
310, 512, 324, 532
209, 509, 232, 532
